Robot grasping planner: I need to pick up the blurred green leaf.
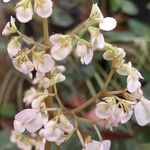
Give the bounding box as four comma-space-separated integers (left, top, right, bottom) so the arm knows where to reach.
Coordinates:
0, 130, 17, 150
121, 0, 138, 15
143, 82, 150, 99
109, 0, 122, 12
51, 7, 74, 27
0, 104, 16, 118
104, 31, 136, 42
128, 19, 150, 37
0, 38, 7, 53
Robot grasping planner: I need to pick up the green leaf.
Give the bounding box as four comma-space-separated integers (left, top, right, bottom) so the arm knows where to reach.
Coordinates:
104, 31, 136, 42
128, 19, 150, 37
51, 7, 74, 27
121, 0, 138, 15
0, 130, 17, 150
109, 0, 122, 12
0, 104, 17, 118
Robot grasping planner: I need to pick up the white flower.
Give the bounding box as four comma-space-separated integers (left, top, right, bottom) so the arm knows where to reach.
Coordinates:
95, 97, 134, 128
88, 27, 105, 50
90, 3, 117, 31
40, 114, 74, 145
23, 87, 38, 106
99, 17, 117, 31
31, 90, 49, 109
33, 54, 55, 73
32, 72, 45, 84
103, 47, 126, 61
134, 97, 150, 126
117, 62, 132, 76
84, 140, 111, 150
7, 36, 21, 58
34, 0, 53, 18
127, 67, 143, 93
49, 34, 72, 61
40, 120, 65, 145
16, 0, 33, 23
3, 0, 11, 3
14, 109, 44, 133
12, 56, 34, 78
2, 16, 17, 36
89, 3, 103, 22
75, 41, 93, 65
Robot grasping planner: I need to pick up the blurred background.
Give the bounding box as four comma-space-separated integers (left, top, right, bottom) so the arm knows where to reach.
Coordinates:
0, 0, 150, 149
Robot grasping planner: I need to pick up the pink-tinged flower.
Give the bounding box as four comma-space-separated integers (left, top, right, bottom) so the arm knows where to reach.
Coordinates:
14, 109, 44, 133
23, 87, 38, 106
40, 114, 74, 145
90, 3, 117, 31
95, 97, 134, 129
12, 56, 34, 78
88, 27, 105, 50
134, 97, 150, 126
33, 54, 55, 73
7, 36, 21, 58
16, 0, 33, 23
40, 120, 65, 145
34, 0, 53, 18
75, 37, 94, 65
84, 140, 111, 150
2, 16, 17, 36
49, 34, 72, 61
127, 67, 143, 93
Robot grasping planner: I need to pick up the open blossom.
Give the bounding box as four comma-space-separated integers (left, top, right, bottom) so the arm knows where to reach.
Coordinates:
2, 16, 17, 36
7, 36, 21, 58
34, 0, 53, 18
31, 90, 49, 109
49, 34, 72, 61
88, 27, 105, 49
12, 54, 34, 78
117, 62, 143, 93
75, 41, 93, 65
127, 66, 143, 93
90, 3, 117, 31
95, 96, 134, 129
16, 0, 33, 23
40, 114, 74, 145
14, 108, 47, 133
33, 53, 55, 73
134, 97, 150, 126
23, 87, 38, 106
84, 140, 111, 150
103, 47, 126, 61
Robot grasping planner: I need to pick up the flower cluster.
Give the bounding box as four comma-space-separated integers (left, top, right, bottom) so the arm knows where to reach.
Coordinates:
2, 1, 150, 150
3, 0, 53, 23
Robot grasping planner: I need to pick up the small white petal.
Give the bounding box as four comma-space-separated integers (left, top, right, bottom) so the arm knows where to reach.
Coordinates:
82, 50, 93, 65
13, 120, 25, 133
127, 79, 141, 93
3, 0, 11, 3
134, 98, 150, 126
51, 45, 72, 61
16, 7, 33, 23
35, 0, 53, 18
75, 42, 87, 57
100, 17, 117, 31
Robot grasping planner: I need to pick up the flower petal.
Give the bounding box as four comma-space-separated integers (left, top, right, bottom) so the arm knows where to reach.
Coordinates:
99, 17, 117, 31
